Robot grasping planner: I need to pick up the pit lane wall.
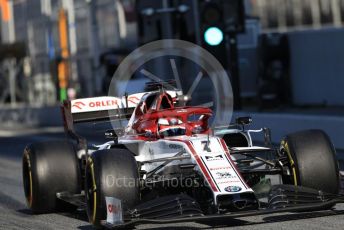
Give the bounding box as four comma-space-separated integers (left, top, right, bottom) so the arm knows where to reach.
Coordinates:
0, 105, 62, 129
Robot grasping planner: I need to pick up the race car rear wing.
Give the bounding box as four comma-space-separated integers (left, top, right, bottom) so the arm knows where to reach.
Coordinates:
66, 95, 144, 123
61, 90, 182, 150
62, 89, 182, 125
61, 93, 146, 132
61, 93, 146, 150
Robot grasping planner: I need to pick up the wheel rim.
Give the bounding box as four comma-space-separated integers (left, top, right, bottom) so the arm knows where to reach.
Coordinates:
281, 140, 298, 186
23, 150, 33, 207
86, 157, 97, 224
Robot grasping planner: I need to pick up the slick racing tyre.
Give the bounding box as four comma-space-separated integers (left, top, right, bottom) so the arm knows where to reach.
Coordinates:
22, 140, 81, 213
281, 129, 339, 194
85, 149, 139, 227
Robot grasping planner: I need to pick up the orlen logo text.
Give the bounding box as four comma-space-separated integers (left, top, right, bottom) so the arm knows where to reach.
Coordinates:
88, 100, 118, 108
72, 99, 118, 110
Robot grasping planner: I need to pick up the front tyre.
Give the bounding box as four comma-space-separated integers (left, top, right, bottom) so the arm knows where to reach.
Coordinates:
85, 149, 139, 227
281, 129, 339, 194
22, 140, 81, 213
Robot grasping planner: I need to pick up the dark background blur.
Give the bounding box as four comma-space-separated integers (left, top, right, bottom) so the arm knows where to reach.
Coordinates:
1, 0, 343, 106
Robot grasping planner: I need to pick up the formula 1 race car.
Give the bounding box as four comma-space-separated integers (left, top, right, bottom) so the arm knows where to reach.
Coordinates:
22, 84, 343, 229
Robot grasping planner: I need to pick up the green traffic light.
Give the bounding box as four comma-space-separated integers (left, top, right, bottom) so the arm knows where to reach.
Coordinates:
204, 27, 223, 46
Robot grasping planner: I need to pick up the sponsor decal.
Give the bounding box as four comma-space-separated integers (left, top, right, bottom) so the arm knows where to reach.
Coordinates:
209, 166, 232, 171
106, 197, 123, 224
72, 99, 119, 110
216, 171, 235, 179
72, 101, 86, 109
224, 185, 242, 193
127, 95, 140, 104
89, 99, 118, 108
108, 204, 119, 214
217, 180, 241, 184
205, 155, 223, 161
129, 95, 140, 101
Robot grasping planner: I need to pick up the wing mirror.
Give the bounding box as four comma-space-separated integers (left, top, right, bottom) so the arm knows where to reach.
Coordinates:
105, 129, 124, 143
105, 130, 117, 139
105, 129, 119, 144
236, 117, 252, 126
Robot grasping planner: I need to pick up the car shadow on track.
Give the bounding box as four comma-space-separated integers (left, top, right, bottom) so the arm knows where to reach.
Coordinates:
16, 209, 33, 215
196, 210, 344, 229
261, 209, 344, 223
16, 208, 89, 222
15, 209, 344, 229
78, 225, 94, 230
136, 210, 344, 230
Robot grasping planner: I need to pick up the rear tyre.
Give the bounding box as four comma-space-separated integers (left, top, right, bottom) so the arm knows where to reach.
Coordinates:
281, 129, 339, 194
22, 140, 81, 213
85, 149, 139, 227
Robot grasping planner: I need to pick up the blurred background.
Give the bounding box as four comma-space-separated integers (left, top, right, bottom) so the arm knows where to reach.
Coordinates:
1, 2, 344, 227
1, 0, 344, 156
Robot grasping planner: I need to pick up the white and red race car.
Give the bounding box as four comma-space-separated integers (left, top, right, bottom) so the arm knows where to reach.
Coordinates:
22, 85, 342, 229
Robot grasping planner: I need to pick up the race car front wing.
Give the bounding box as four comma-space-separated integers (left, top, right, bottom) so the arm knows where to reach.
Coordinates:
100, 185, 344, 229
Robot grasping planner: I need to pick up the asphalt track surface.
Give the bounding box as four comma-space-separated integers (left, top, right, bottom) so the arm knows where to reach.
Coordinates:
1, 127, 344, 230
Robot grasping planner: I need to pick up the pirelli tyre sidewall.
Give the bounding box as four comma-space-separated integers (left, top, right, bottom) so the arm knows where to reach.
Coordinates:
85, 149, 139, 227
22, 140, 81, 213
281, 129, 339, 195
